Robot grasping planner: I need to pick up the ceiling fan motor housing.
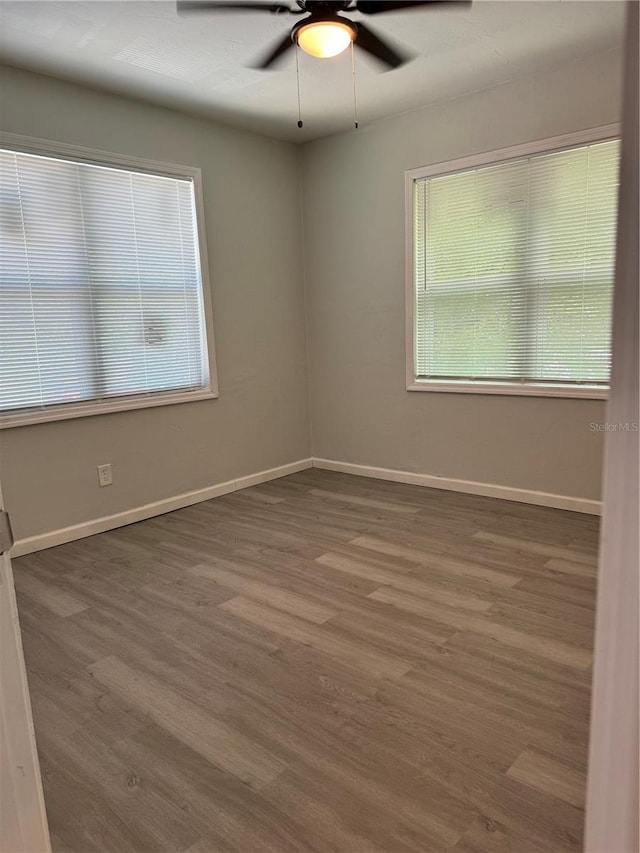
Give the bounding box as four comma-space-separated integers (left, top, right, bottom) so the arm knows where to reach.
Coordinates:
296, 1, 354, 12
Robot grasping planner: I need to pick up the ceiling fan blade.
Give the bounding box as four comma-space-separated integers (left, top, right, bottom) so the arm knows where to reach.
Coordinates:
177, 1, 294, 14
251, 32, 295, 68
355, 22, 409, 69
357, 0, 471, 14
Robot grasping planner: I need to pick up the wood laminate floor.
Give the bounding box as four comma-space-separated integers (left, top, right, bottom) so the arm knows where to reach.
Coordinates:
13, 469, 599, 853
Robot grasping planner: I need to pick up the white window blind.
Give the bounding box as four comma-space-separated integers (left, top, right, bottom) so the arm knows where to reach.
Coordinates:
1, 147, 210, 419
413, 138, 620, 390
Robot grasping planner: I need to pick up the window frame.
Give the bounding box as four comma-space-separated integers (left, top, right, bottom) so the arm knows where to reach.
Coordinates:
405, 124, 620, 399
0, 132, 218, 428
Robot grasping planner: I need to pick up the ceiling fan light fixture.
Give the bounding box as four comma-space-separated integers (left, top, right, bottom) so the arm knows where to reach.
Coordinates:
295, 19, 355, 59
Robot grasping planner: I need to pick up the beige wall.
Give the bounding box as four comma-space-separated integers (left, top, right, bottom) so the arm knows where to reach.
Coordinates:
0, 66, 311, 540
301, 48, 623, 501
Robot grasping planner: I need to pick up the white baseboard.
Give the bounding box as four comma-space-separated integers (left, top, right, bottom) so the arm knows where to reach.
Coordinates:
11, 454, 600, 558
312, 458, 602, 515
10, 458, 313, 558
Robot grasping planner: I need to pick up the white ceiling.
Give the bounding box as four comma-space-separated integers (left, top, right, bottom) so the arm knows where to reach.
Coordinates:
0, 1, 625, 142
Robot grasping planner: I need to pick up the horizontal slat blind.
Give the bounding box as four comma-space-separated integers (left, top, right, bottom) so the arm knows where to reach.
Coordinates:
413, 139, 620, 386
0, 148, 208, 415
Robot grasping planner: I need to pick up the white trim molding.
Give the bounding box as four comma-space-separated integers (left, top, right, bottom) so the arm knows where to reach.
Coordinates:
585, 4, 640, 850
1, 468, 51, 853
10, 453, 602, 559
10, 458, 313, 558
312, 458, 601, 515
0, 552, 51, 852
0, 388, 218, 430
404, 124, 621, 186
406, 380, 609, 400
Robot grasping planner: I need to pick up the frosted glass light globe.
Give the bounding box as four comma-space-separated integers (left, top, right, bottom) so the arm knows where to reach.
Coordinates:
296, 21, 354, 59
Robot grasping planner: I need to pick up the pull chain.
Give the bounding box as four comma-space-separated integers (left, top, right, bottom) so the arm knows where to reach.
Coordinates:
351, 41, 359, 129
295, 45, 303, 129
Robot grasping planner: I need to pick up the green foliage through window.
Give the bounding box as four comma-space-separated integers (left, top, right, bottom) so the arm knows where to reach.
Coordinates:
413, 139, 620, 386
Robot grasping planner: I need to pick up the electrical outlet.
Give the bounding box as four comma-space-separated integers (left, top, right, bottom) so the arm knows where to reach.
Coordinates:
97, 464, 112, 487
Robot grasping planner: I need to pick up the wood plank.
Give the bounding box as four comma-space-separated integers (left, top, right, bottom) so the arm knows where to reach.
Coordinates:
454, 815, 560, 853
350, 535, 521, 586
472, 532, 597, 566
317, 552, 492, 612
369, 587, 592, 670
89, 656, 286, 789
309, 488, 421, 514
506, 749, 586, 809
220, 597, 412, 680
111, 723, 308, 853
183, 840, 225, 853
513, 576, 597, 610
14, 572, 89, 618
545, 557, 599, 578
189, 564, 337, 623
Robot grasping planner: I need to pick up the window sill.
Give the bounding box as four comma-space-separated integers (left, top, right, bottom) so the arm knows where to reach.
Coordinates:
407, 380, 608, 400
0, 388, 218, 429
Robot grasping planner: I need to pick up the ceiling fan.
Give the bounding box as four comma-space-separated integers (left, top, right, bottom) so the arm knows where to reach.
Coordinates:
177, 1, 472, 71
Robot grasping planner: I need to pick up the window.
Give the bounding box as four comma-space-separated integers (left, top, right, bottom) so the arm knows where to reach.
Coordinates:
0, 136, 216, 427
406, 129, 620, 397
